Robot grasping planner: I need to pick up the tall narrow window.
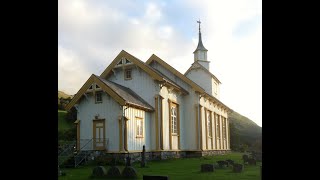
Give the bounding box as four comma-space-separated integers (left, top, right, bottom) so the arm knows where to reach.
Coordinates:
125, 69, 132, 80
216, 114, 220, 138
223, 118, 226, 139
136, 118, 143, 137
207, 110, 212, 137
214, 82, 218, 95
95, 92, 102, 103
171, 106, 177, 134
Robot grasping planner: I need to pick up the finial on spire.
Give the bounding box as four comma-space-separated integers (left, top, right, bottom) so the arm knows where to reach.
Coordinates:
197, 19, 201, 33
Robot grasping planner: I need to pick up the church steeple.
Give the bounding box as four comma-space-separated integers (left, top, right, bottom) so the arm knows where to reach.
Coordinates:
194, 20, 208, 53
193, 20, 210, 70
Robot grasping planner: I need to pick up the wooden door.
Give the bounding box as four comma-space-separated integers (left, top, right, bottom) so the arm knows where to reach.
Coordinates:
93, 119, 105, 150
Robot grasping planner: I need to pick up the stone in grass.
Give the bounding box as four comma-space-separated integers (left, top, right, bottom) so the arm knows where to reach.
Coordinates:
217, 160, 229, 168
201, 164, 214, 172
122, 166, 138, 178
107, 166, 121, 177
233, 163, 244, 173
91, 166, 107, 178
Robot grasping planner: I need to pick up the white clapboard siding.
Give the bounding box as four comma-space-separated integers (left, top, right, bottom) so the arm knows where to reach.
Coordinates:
186, 69, 220, 99
77, 92, 121, 151
108, 66, 159, 107
124, 107, 153, 151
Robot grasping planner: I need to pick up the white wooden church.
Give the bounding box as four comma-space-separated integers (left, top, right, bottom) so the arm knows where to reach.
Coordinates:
66, 23, 231, 159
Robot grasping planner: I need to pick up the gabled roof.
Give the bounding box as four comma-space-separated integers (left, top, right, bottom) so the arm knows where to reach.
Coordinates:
184, 61, 221, 84
99, 50, 187, 94
95, 76, 154, 111
65, 74, 154, 112
146, 54, 231, 112
146, 54, 205, 93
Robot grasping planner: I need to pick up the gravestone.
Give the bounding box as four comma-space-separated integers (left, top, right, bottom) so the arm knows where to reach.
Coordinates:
126, 154, 131, 167
107, 166, 121, 177
91, 166, 107, 177
233, 163, 244, 173
122, 166, 138, 178
201, 164, 214, 172
143, 175, 169, 180
141, 145, 146, 167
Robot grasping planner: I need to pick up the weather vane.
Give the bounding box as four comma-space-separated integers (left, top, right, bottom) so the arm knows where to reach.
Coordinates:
197, 19, 201, 33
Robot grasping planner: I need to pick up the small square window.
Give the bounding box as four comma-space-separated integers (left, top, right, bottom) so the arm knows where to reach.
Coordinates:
95, 92, 102, 103
125, 69, 132, 80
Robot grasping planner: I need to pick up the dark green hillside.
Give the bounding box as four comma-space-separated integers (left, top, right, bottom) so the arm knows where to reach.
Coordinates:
228, 110, 262, 152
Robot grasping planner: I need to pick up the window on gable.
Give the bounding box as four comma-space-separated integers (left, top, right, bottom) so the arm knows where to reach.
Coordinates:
117, 60, 123, 66
136, 118, 143, 137
95, 84, 100, 89
95, 92, 102, 103
125, 58, 131, 64
89, 85, 93, 89
124, 69, 132, 80
214, 82, 218, 94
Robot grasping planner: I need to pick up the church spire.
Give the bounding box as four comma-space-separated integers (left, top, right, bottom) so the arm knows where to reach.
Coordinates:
193, 20, 209, 69
194, 19, 208, 53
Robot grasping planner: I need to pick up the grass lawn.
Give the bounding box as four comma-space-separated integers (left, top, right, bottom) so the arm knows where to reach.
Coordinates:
59, 152, 261, 180
58, 110, 73, 131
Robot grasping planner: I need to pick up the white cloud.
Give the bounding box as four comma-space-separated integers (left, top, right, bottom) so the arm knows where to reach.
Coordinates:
58, 0, 262, 126
58, 46, 91, 95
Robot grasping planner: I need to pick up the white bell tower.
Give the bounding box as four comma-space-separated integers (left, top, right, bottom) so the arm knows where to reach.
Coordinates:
193, 20, 210, 70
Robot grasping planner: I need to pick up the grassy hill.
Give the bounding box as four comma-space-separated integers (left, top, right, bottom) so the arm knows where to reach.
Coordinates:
228, 110, 262, 152
58, 110, 73, 131
58, 91, 73, 99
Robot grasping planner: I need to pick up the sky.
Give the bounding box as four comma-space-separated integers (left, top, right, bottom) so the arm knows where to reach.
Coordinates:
58, 0, 262, 127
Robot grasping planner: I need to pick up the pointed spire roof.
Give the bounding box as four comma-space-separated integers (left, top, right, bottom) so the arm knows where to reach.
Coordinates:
194, 20, 208, 53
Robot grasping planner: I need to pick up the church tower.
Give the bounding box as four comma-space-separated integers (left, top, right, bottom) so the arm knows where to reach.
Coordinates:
185, 20, 221, 98
193, 20, 210, 70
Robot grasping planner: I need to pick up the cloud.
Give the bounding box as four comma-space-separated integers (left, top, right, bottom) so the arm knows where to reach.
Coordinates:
58, 0, 262, 126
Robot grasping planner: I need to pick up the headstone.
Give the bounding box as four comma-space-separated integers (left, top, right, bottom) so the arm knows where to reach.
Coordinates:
233, 163, 243, 173
126, 153, 131, 167
107, 166, 121, 177
92, 166, 107, 177
201, 164, 214, 172
141, 145, 146, 167
122, 166, 138, 178
143, 175, 169, 180
247, 158, 257, 166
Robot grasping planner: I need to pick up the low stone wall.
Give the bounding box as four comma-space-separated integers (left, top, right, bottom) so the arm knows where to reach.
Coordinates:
84, 150, 231, 163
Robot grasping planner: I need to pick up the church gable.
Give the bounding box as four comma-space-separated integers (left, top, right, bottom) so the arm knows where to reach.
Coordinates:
100, 50, 163, 81
185, 62, 221, 84
146, 54, 204, 93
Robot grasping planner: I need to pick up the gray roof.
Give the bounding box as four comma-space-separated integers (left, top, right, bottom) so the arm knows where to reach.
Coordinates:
95, 75, 154, 111
149, 67, 189, 94
193, 33, 208, 53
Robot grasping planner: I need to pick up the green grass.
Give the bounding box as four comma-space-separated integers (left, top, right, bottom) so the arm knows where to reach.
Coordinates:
58, 110, 73, 131
59, 152, 261, 180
